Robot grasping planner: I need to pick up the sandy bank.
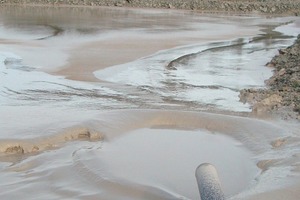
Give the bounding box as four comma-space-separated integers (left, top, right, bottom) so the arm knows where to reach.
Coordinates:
1, 0, 300, 15
240, 35, 300, 120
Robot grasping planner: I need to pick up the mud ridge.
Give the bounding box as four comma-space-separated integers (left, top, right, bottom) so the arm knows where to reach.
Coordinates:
0, 127, 103, 155
1, 0, 300, 15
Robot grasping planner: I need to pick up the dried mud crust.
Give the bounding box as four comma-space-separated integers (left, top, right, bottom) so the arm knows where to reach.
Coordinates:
240, 35, 300, 120
1, 0, 300, 15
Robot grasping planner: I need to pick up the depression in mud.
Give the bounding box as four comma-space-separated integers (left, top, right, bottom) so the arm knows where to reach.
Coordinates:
1, 5, 300, 200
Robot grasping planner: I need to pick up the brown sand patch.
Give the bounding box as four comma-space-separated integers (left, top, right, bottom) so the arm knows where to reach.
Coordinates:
53, 37, 179, 82
52, 34, 210, 82
52, 32, 256, 82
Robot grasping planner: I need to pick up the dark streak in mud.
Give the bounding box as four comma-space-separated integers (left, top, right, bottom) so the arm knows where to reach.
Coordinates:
36, 24, 64, 40
166, 23, 293, 70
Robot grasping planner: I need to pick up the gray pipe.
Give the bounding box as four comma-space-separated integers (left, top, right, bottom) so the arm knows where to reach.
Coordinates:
195, 163, 225, 200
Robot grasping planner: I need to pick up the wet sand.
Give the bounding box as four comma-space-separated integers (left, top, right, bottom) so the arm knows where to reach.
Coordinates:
54, 34, 254, 82
55, 36, 186, 82
1, 109, 300, 199
0, 5, 265, 82
53, 22, 261, 82
1, 5, 300, 200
